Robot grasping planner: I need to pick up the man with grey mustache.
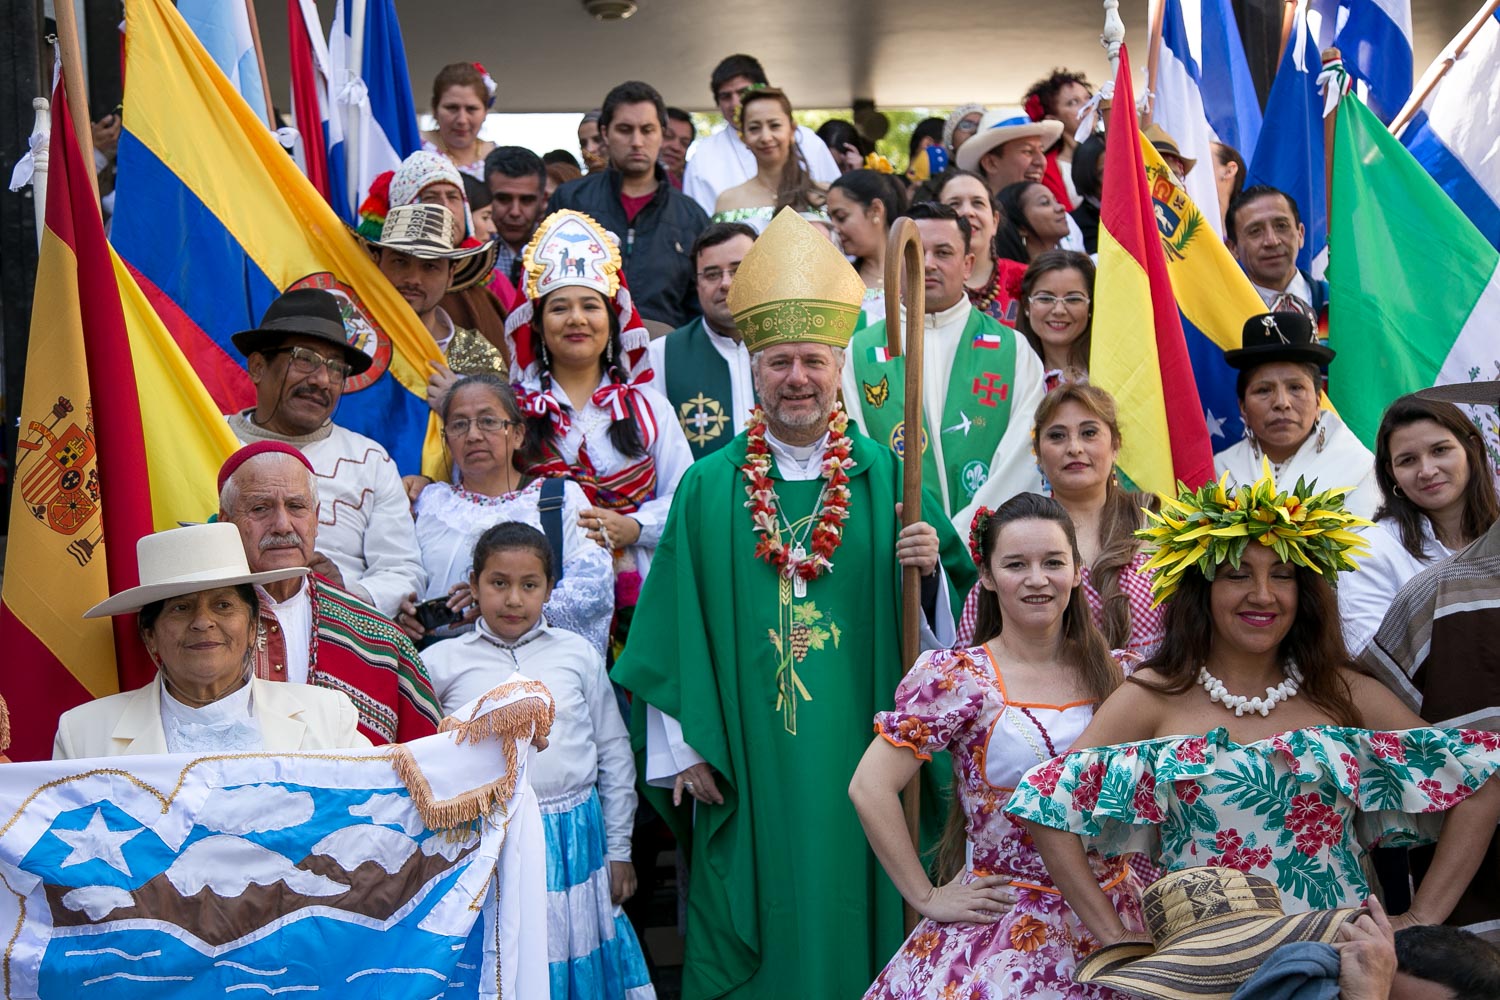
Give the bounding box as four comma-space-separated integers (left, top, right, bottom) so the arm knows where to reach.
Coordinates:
217, 441, 441, 745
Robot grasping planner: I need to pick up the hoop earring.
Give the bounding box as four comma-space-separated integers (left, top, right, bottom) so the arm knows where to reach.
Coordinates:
1392, 485, 1405, 498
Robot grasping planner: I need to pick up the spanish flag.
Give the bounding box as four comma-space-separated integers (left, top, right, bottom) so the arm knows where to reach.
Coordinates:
0, 80, 238, 760
1089, 45, 1215, 494
112, 0, 443, 475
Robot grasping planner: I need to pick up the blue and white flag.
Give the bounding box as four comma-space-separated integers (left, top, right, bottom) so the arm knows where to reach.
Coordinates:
1153, 0, 1225, 235
1245, 13, 1327, 275
0, 682, 553, 999
1335, 0, 1414, 125
176, 0, 267, 124
1181, 0, 1262, 162
327, 0, 422, 221
1398, 7, 1500, 251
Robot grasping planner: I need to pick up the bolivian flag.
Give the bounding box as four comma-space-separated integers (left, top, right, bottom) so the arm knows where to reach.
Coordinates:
1089, 45, 1215, 495
0, 80, 239, 760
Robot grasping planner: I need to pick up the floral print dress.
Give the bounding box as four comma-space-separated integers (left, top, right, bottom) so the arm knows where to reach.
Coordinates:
867, 647, 1147, 1000
1006, 726, 1500, 912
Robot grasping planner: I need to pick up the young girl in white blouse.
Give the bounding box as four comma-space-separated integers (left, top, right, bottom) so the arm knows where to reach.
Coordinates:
422, 523, 655, 1000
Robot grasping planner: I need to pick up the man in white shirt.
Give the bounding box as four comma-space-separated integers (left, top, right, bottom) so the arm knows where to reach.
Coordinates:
648, 221, 758, 458
228, 288, 425, 619
843, 202, 1046, 535
1226, 184, 1328, 326
682, 53, 841, 214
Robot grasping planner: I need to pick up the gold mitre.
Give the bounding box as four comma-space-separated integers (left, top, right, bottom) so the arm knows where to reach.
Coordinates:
729, 207, 866, 353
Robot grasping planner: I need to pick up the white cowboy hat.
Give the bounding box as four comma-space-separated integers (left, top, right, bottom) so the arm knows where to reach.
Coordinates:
955, 108, 1064, 173
83, 522, 308, 619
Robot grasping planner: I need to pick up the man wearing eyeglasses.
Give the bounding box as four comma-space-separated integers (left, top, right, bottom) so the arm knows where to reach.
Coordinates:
647, 222, 759, 459
844, 202, 1046, 535
227, 288, 427, 621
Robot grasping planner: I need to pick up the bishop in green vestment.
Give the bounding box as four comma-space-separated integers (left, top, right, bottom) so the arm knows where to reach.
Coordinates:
613, 209, 976, 999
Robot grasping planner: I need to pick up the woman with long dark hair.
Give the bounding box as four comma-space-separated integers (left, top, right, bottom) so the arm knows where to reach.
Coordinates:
1007, 468, 1500, 971
826, 168, 908, 324
1016, 250, 1095, 388
713, 86, 826, 230
505, 210, 693, 652
852, 493, 1146, 998
1339, 394, 1499, 654
994, 181, 1071, 264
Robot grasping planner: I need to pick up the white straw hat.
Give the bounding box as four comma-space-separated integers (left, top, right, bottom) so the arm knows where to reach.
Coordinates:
955, 108, 1064, 173
83, 522, 308, 619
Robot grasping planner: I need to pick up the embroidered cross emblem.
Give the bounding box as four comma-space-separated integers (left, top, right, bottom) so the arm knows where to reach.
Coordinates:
971, 373, 1009, 407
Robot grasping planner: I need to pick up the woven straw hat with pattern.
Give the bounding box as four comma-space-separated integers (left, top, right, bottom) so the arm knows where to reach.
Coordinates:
727, 207, 866, 354
1074, 866, 1359, 999
354, 203, 499, 292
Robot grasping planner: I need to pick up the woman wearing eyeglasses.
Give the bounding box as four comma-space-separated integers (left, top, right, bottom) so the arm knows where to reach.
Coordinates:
1016, 250, 1094, 390
400, 374, 615, 654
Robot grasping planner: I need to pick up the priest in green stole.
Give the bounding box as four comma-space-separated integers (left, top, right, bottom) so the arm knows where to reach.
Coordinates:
841, 202, 1046, 536
613, 208, 976, 999
649, 222, 760, 460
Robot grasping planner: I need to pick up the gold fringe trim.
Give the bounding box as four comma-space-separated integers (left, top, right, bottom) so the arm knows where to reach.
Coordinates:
0, 694, 10, 756
397, 681, 555, 832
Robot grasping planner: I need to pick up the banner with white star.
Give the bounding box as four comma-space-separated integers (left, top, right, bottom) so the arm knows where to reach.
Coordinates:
0, 681, 552, 999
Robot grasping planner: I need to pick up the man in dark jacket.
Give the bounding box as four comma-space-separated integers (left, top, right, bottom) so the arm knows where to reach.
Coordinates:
548, 80, 710, 329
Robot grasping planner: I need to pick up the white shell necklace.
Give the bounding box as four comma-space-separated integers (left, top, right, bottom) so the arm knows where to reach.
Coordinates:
1198, 662, 1304, 717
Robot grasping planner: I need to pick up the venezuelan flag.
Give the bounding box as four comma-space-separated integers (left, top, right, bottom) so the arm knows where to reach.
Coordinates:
112, 0, 441, 474
1139, 137, 1265, 449
0, 79, 239, 761
1089, 45, 1215, 495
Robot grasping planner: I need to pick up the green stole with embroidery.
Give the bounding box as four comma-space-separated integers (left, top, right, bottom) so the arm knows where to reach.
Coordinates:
848, 308, 1018, 516
662, 320, 741, 460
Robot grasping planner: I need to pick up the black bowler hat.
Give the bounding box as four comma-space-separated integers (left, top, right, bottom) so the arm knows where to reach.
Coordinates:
1223, 311, 1335, 370
230, 288, 373, 376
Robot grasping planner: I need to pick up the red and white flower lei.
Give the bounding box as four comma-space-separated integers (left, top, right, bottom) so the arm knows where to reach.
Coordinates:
742, 405, 854, 581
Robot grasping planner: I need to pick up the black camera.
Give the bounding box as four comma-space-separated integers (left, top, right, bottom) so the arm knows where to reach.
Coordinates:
413, 597, 461, 632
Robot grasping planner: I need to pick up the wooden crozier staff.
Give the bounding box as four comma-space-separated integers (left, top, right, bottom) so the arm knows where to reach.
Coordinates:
884, 217, 926, 933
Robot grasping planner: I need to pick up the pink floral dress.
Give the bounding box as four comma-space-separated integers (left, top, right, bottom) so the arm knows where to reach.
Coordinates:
1005, 727, 1500, 912
867, 647, 1147, 1000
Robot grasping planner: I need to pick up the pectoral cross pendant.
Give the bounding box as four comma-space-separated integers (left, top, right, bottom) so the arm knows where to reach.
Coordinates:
791, 546, 808, 598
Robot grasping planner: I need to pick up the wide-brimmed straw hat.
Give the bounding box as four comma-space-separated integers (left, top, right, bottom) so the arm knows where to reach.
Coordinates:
230, 288, 374, 375
83, 523, 307, 619
1418, 379, 1500, 407
1144, 122, 1198, 175
354, 203, 499, 292
955, 108, 1064, 172
1074, 867, 1358, 999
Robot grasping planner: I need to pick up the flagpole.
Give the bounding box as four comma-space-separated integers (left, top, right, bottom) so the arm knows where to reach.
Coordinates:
1145, 0, 1166, 124
28, 97, 51, 245
51, 0, 100, 210
1103, 0, 1126, 79
1278, 0, 1299, 64
244, 0, 279, 131
1321, 47, 1342, 227
1389, 0, 1500, 137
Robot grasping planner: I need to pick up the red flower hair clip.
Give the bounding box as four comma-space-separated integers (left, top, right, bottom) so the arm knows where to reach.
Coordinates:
968, 506, 995, 568
1024, 94, 1046, 122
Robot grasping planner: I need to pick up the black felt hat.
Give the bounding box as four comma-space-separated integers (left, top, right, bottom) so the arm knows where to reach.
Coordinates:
1223, 311, 1335, 370
230, 288, 373, 376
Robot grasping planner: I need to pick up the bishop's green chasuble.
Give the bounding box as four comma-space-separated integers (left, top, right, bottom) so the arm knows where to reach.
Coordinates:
613, 427, 975, 999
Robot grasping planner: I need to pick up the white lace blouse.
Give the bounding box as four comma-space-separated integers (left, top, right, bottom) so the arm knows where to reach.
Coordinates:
414, 478, 615, 655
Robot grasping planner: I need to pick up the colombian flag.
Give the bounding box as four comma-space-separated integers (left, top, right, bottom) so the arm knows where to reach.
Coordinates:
1089, 45, 1215, 495
112, 0, 442, 475
0, 79, 238, 760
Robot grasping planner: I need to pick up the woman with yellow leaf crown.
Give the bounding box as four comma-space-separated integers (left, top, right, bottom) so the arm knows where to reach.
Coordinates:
1003, 464, 1500, 980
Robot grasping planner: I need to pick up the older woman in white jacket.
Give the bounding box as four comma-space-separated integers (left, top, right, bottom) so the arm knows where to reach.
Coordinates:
54, 523, 368, 759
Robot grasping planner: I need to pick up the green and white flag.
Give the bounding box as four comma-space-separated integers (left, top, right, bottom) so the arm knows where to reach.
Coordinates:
1329, 94, 1500, 450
